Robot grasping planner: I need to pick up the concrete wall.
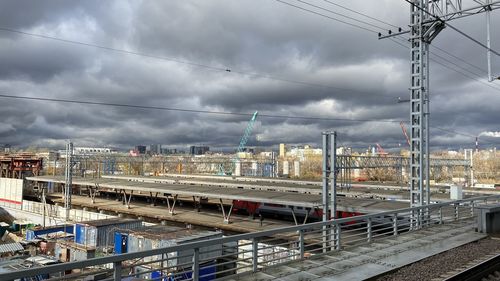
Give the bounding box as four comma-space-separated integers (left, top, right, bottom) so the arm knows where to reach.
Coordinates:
0, 178, 23, 208
0, 200, 116, 226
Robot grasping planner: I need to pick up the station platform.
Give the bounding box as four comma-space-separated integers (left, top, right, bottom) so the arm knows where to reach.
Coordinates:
51, 195, 295, 234
229, 218, 485, 281
102, 174, 474, 202
27, 176, 410, 214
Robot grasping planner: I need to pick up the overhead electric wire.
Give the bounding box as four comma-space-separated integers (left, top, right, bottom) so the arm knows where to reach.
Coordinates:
0, 4, 490, 145
431, 48, 485, 77
275, 0, 379, 33
276, 1, 498, 143
280, 0, 500, 92
239, 1, 499, 146
403, 0, 500, 57
390, 37, 500, 142
392, 37, 488, 79
0, 27, 230, 72
322, 0, 400, 29
393, 35, 500, 91
0, 93, 484, 144
432, 44, 488, 75
390, 36, 500, 92
0, 92, 482, 141
315, 0, 495, 76
0, 93, 402, 123
278, 0, 500, 92
0, 27, 397, 100
295, 0, 389, 31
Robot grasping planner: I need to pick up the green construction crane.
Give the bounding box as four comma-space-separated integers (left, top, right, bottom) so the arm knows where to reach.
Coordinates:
218, 111, 259, 176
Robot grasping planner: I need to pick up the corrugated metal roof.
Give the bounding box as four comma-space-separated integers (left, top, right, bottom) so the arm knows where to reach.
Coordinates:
0, 242, 24, 254
25, 255, 60, 265
122, 225, 222, 241
77, 218, 141, 227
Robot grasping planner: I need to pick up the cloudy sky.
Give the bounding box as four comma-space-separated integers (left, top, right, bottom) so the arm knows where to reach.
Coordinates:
0, 0, 499, 152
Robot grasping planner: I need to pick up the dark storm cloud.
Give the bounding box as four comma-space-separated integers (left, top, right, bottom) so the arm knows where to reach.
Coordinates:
0, 0, 498, 151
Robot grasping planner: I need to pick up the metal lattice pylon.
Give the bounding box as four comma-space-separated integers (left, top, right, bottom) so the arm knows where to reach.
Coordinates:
409, 0, 430, 227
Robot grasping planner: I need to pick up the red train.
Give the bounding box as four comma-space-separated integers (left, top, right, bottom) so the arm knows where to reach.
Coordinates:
232, 200, 363, 222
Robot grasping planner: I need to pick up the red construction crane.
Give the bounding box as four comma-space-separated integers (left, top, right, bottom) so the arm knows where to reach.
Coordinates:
400, 121, 411, 147
375, 143, 388, 155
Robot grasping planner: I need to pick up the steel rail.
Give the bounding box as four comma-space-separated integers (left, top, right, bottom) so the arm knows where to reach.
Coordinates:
443, 252, 500, 281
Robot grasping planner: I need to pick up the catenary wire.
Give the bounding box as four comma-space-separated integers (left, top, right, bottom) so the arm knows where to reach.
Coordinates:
0, 27, 397, 100
322, 0, 401, 29
275, 0, 379, 33
389, 36, 500, 92
278, 0, 500, 91
0, 93, 485, 144
317, 0, 489, 76
403, 0, 500, 57
0, 93, 403, 123
295, 0, 389, 31
432, 44, 488, 75
1, 4, 493, 100
391, 36, 500, 88
0, 6, 490, 145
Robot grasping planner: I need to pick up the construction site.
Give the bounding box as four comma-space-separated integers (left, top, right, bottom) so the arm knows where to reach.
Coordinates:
0, 0, 499, 281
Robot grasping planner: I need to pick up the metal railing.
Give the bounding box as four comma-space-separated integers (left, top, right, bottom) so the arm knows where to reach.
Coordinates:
2, 195, 499, 281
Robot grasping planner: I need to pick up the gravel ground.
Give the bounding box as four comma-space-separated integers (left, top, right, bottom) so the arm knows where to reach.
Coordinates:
483, 271, 500, 281
376, 237, 500, 281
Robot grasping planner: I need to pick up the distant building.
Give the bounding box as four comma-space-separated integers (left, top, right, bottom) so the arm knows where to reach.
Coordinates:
243, 147, 255, 154
3, 144, 11, 153
58, 147, 115, 155
135, 145, 147, 154
279, 143, 286, 158
162, 148, 178, 155
72, 147, 116, 155
149, 144, 162, 155
287, 145, 322, 161
190, 146, 209, 155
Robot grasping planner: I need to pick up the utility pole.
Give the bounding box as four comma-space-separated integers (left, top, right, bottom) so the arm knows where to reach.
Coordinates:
380, 0, 500, 227
64, 141, 73, 221
42, 186, 46, 229
486, 0, 493, 81
330, 132, 337, 220
322, 131, 337, 251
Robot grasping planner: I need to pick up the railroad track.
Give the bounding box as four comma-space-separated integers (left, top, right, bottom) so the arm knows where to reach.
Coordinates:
434, 252, 500, 281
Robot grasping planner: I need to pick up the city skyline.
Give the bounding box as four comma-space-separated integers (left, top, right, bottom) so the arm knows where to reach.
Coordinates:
0, 0, 499, 151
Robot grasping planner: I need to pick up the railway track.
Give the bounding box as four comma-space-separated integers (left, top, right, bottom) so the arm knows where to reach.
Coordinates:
435, 252, 500, 281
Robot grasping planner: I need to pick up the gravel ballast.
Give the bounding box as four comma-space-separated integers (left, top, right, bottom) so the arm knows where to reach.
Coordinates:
376, 237, 500, 281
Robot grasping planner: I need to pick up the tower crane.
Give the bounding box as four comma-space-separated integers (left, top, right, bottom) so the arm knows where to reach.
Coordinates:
375, 143, 388, 155
218, 111, 259, 176
400, 122, 411, 147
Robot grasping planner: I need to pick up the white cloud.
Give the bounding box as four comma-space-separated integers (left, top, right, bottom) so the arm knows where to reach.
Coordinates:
480, 131, 500, 138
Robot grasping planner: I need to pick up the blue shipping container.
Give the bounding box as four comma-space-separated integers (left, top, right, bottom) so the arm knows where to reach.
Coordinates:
114, 232, 128, 254
74, 224, 85, 245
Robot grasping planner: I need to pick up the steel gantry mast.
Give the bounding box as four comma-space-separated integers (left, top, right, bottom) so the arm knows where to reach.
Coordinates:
409, 0, 433, 227
380, 0, 500, 227
64, 141, 74, 220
